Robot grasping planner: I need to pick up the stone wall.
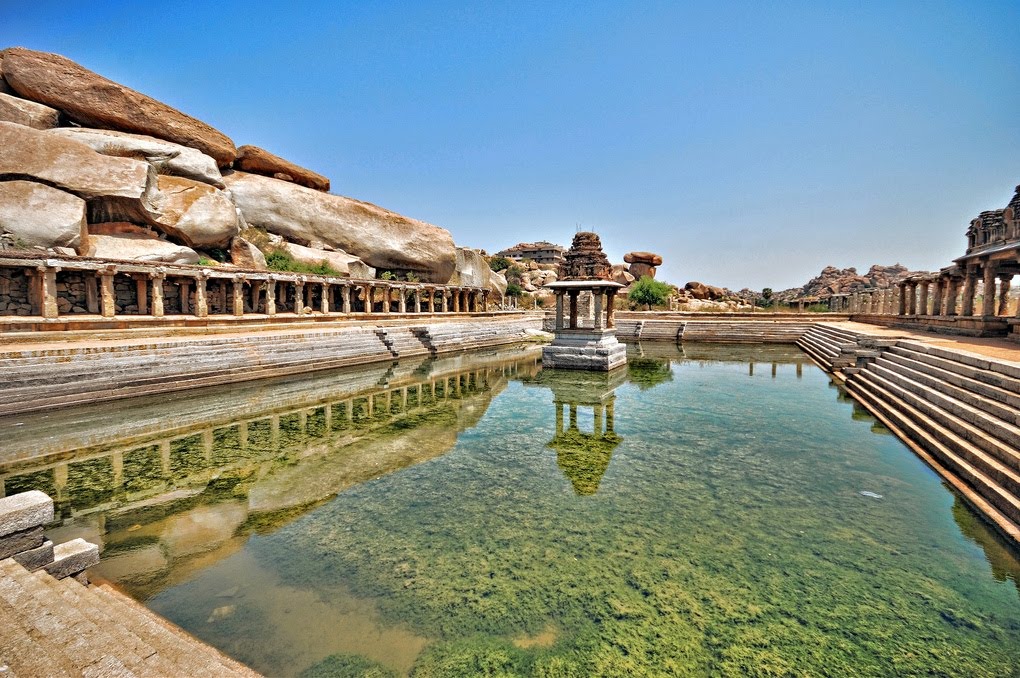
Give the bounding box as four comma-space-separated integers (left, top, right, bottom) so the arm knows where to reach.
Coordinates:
0, 268, 32, 315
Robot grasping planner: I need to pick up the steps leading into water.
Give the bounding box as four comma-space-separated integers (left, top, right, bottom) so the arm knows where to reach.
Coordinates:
0, 558, 260, 677
845, 340, 1020, 544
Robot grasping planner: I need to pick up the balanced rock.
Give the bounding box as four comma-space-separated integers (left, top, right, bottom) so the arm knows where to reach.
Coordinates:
0, 181, 87, 251
1, 47, 236, 166
610, 264, 635, 286
48, 128, 224, 187
0, 121, 159, 225
623, 251, 663, 266
282, 242, 375, 279
0, 91, 60, 129
235, 145, 329, 192
84, 228, 199, 264
229, 237, 267, 270
629, 263, 656, 279
223, 171, 457, 283
448, 247, 493, 288
152, 176, 239, 248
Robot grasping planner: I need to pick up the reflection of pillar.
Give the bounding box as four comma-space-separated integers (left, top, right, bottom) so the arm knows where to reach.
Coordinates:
569, 404, 577, 430
555, 402, 564, 434
202, 429, 213, 462
796, 362, 803, 378
324, 404, 332, 434
594, 403, 604, 434
111, 452, 123, 489
53, 463, 68, 501
238, 421, 248, 450
345, 399, 354, 422
299, 410, 308, 433
367, 394, 374, 416
606, 400, 615, 432
160, 441, 171, 476
749, 362, 754, 376
270, 415, 280, 449
771, 362, 777, 378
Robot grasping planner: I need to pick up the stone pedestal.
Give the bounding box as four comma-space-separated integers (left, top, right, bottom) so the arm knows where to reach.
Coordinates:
542, 329, 627, 371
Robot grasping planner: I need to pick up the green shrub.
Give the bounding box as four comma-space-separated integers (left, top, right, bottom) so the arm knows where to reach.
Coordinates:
265, 250, 344, 277
627, 276, 672, 310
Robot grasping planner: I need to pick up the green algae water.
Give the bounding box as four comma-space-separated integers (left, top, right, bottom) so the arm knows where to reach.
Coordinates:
3, 343, 1020, 676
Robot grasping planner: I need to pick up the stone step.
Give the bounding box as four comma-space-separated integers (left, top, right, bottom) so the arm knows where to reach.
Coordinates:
796, 339, 835, 371
867, 362, 1020, 475
888, 342, 1020, 395
0, 579, 78, 678
846, 373, 1020, 535
796, 333, 841, 359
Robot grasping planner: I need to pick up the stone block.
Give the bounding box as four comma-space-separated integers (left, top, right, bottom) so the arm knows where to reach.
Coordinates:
13, 538, 54, 571
0, 491, 54, 538
44, 538, 99, 579
0, 525, 44, 559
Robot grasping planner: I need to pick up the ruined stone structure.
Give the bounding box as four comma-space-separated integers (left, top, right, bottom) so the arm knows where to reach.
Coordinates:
558, 232, 613, 281
495, 241, 565, 266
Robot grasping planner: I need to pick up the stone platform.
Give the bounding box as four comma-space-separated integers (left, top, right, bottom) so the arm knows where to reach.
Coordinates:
541, 329, 627, 371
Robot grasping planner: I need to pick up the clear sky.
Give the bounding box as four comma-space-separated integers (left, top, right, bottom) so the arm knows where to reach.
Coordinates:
5, 0, 1018, 290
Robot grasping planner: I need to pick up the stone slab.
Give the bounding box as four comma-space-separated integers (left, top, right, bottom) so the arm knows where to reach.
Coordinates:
44, 538, 99, 580
0, 525, 44, 559
0, 491, 54, 538
13, 538, 54, 571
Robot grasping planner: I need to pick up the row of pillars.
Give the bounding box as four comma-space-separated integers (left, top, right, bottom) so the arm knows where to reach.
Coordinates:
838, 259, 1015, 318
553, 288, 618, 331
21, 263, 488, 319
553, 399, 616, 436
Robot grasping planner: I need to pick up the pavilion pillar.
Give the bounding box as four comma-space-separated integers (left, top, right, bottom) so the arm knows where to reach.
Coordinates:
150, 272, 165, 317
897, 283, 907, 315
998, 275, 1012, 316
945, 278, 959, 316
342, 285, 352, 313
427, 288, 435, 313
916, 282, 928, 315
321, 283, 331, 313
593, 290, 604, 330
294, 280, 305, 314
481, 290, 489, 312
981, 261, 998, 317
607, 289, 617, 327
194, 274, 209, 318
452, 289, 460, 313
441, 289, 448, 313
568, 291, 579, 329
84, 274, 99, 313
414, 288, 422, 313
304, 282, 314, 311
37, 265, 59, 319
178, 280, 191, 314
134, 275, 148, 315
399, 286, 407, 313
99, 269, 117, 318
931, 278, 944, 317
555, 292, 564, 330
382, 286, 391, 313
265, 279, 277, 315
364, 284, 374, 313
907, 282, 917, 315
232, 277, 245, 316
249, 280, 262, 313
961, 266, 977, 316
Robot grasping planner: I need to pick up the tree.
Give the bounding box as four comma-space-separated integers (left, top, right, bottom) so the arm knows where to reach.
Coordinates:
760, 287, 773, 308
488, 256, 512, 272
628, 276, 672, 310
506, 282, 524, 298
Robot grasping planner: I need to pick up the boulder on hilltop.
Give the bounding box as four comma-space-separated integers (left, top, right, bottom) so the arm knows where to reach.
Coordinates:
1, 47, 236, 166
235, 145, 330, 192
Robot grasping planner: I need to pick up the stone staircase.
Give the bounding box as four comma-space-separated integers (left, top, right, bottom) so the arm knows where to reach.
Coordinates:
0, 318, 541, 416
845, 340, 1020, 543
681, 320, 810, 343
796, 323, 882, 372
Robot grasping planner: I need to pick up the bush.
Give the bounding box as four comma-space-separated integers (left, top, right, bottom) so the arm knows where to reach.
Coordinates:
489, 256, 512, 272
628, 276, 672, 310
506, 282, 524, 298
265, 250, 344, 277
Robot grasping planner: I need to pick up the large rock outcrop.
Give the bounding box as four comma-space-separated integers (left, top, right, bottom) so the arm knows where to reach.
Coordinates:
282, 242, 375, 279
1, 47, 236, 166
84, 225, 199, 264
152, 176, 239, 248
47, 128, 224, 187
0, 181, 87, 251
488, 270, 508, 298
229, 237, 268, 271
223, 171, 457, 283
449, 247, 492, 287
0, 121, 159, 225
0, 91, 60, 129
235, 145, 329, 192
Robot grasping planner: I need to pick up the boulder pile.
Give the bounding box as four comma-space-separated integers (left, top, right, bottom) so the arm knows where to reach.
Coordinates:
0, 47, 487, 287
623, 251, 662, 279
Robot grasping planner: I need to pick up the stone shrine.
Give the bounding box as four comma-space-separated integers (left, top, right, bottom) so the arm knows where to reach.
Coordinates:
542, 232, 627, 371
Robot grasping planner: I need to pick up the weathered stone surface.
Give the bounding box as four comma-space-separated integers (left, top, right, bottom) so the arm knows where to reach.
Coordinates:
0, 491, 53, 538
0, 181, 87, 251
13, 539, 53, 571
1, 47, 236, 166
235, 145, 329, 191
230, 236, 268, 270
85, 231, 199, 264
0, 526, 44, 560
43, 538, 99, 579
488, 270, 508, 298
0, 121, 159, 225
623, 251, 663, 266
223, 171, 457, 283
47, 127, 224, 187
610, 264, 635, 286
152, 175, 239, 248
0, 56, 11, 94
449, 247, 493, 288
283, 242, 375, 278
629, 262, 657, 279
0, 91, 60, 129
684, 281, 725, 300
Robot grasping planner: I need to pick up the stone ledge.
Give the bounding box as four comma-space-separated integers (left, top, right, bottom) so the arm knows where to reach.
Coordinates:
0, 490, 54, 538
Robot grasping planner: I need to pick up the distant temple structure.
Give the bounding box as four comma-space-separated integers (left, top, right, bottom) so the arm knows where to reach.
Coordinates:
542, 232, 626, 371
495, 241, 566, 266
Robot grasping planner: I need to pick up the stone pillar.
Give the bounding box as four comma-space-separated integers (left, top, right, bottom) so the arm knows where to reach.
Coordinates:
266, 279, 277, 315
85, 274, 99, 313
38, 265, 59, 319
931, 278, 944, 317
981, 262, 997, 317
555, 292, 564, 330
342, 285, 352, 314
364, 284, 374, 313
304, 282, 314, 311
232, 277, 245, 316
482, 290, 489, 312
398, 286, 407, 313
961, 266, 977, 316
568, 290, 579, 329
382, 286, 391, 313
593, 290, 604, 330
946, 278, 959, 316
134, 275, 148, 315
194, 274, 209, 318
99, 270, 117, 318
150, 272, 165, 317
607, 290, 617, 328
907, 282, 917, 315
897, 283, 907, 315
917, 281, 929, 316
294, 280, 305, 314
998, 275, 1011, 316
452, 289, 460, 313
178, 280, 191, 314
441, 289, 448, 313
414, 288, 422, 313
320, 283, 330, 313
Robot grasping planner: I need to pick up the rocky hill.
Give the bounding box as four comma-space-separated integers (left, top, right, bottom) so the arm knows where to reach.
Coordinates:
0, 47, 500, 290
773, 264, 927, 302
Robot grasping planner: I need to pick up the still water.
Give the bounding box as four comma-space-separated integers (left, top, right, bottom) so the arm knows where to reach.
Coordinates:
2, 343, 1019, 677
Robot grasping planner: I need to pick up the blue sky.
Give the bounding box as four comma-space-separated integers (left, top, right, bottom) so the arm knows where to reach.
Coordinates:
5, 0, 1018, 290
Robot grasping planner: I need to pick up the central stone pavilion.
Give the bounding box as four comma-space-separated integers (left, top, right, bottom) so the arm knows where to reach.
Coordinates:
542, 232, 627, 371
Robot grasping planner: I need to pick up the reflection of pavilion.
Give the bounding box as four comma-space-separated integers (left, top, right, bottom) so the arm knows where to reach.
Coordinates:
534, 369, 627, 495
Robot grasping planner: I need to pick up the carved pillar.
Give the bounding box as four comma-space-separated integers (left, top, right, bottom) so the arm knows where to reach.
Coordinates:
294, 280, 305, 314
398, 286, 407, 313
607, 290, 617, 328
441, 289, 448, 313
907, 283, 917, 315
452, 289, 460, 313
38, 265, 59, 318
961, 266, 977, 316
178, 280, 191, 314
981, 261, 997, 317
249, 280, 262, 313
427, 288, 434, 313
321, 283, 330, 313
998, 275, 1011, 316
382, 285, 391, 313
363, 284, 374, 313
150, 272, 165, 317
931, 278, 944, 317
413, 288, 422, 313
194, 274, 209, 317
482, 290, 489, 312
342, 285, 352, 314
99, 269, 117, 318
946, 278, 959, 316
134, 275, 148, 315
897, 283, 907, 315
304, 281, 314, 311
232, 277, 245, 316
266, 279, 277, 315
